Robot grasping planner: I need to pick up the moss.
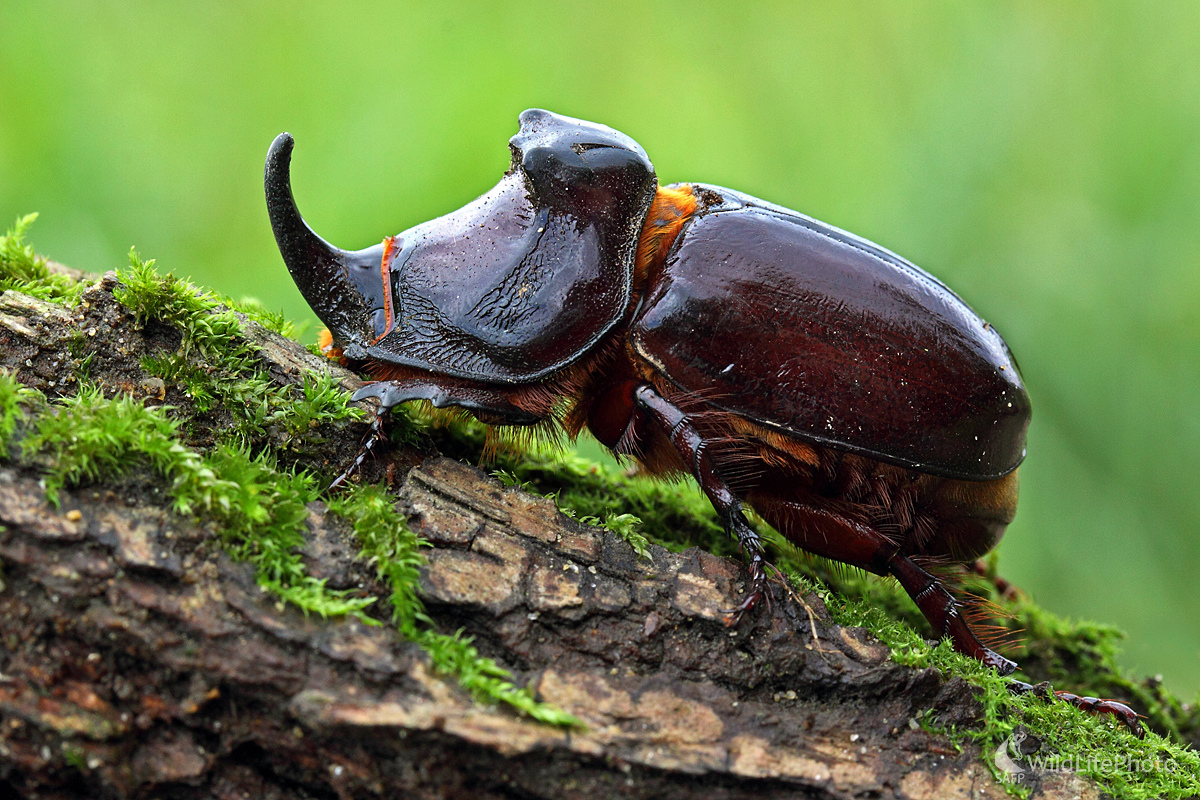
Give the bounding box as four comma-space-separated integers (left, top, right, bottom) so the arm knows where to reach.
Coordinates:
1006, 594, 1193, 744
0, 214, 85, 305
60, 743, 87, 772
584, 512, 651, 560
115, 250, 364, 443
21, 384, 374, 619
0, 370, 40, 454
416, 626, 580, 726
907, 641, 1200, 798
288, 372, 365, 439
326, 483, 429, 635
228, 295, 296, 339
22, 383, 178, 506
436, 417, 727, 554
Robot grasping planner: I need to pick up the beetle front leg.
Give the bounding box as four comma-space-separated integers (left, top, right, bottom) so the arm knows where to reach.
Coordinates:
632, 385, 770, 623
328, 379, 416, 491
328, 378, 544, 492
328, 397, 391, 491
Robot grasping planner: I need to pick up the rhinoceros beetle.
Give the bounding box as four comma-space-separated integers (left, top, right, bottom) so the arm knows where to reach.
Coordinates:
265, 110, 1141, 735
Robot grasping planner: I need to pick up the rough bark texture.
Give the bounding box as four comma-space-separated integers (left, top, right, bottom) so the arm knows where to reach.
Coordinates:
0, 274, 1105, 799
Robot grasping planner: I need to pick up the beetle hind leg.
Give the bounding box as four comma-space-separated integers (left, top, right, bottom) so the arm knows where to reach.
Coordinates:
887, 553, 1017, 675
749, 489, 1019, 674
1008, 680, 1144, 737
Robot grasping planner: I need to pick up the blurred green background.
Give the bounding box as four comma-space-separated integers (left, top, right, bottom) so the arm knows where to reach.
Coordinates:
2, 2, 1198, 695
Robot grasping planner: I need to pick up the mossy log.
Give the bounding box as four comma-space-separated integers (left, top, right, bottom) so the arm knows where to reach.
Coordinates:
0, 270, 1133, 798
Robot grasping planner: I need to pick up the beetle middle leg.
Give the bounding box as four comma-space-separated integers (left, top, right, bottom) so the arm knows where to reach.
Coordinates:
631, 385, 774, 622
628, 384, 1014, 669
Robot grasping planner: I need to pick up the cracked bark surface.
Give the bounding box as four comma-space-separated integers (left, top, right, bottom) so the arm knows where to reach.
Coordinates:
0, 275, 1104, 799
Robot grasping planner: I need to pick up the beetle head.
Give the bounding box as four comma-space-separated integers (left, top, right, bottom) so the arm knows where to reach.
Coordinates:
267, 111, 657, 381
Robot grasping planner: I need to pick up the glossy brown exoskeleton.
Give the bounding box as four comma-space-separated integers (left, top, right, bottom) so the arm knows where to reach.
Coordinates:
265, 110, 1141, 735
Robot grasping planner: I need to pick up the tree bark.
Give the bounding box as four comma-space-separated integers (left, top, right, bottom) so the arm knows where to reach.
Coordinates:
0, 274, 1104, 799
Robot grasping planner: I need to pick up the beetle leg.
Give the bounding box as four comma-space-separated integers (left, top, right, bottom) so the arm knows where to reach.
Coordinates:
969, 559, 1022, 602
632, 386, 771, 623
887, 554, 1017, 675
329, 378, 544, 492
328, 400, 390, 491
745, 489, 1018, 674
351, 379, 542, 425
328, 380, 415, 491
1008, 679, 1144, 737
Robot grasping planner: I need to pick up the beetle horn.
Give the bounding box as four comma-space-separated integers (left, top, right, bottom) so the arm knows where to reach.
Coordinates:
265, 132, 381, 351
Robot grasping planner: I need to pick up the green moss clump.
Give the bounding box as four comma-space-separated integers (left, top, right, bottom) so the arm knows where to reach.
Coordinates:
0, 370, 40, 454
22, 384, 374, 619
888, 634, 1200, 799
227, 295, 296, 339
326, 483, 429, 635
115, 250, 363, 442
22, 383, 182, 506
0, 214, 84, 304
437, 418, 725, 554
1008, 593, 1191, 744
583, 512, 651, 560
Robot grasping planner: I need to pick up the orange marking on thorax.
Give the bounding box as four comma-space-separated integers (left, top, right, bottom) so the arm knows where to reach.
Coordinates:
371, 235, 398, 345
634, 185, 698, 288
